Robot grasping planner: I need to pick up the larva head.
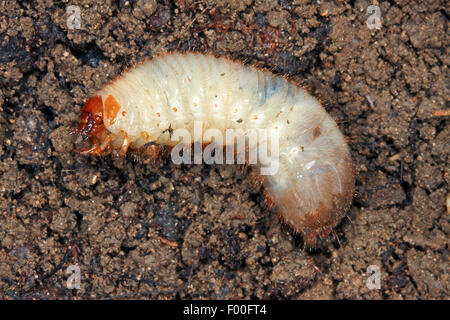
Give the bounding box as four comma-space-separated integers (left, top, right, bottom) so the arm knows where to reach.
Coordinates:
77, 96, 105, 140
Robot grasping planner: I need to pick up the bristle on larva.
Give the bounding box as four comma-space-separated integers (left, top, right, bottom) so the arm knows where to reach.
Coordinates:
76, 52, 355, 247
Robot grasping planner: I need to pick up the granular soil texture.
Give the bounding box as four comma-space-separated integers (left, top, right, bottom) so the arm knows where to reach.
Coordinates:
0, 0, 448, 299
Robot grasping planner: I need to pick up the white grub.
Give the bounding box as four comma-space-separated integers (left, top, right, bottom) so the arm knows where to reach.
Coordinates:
90, 53, 355, 246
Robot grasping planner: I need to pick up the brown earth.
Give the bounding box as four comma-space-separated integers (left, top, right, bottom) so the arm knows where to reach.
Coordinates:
0, 0, 448, 299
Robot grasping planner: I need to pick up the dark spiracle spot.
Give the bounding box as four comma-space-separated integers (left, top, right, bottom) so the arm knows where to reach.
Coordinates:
312, 125, 321, 140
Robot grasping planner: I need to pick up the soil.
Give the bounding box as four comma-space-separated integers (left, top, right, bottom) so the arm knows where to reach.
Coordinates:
0, 0, 448, 299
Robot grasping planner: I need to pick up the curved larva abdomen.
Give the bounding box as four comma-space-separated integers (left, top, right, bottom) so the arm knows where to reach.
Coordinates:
77, 52, 354, 246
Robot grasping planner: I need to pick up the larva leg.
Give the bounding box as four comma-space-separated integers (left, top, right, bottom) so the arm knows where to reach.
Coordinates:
119, 134, 131, 157
79, 133, 112, 155
98, 134, 112, 152
139, 142, 165, 161
79, 138, 102, 155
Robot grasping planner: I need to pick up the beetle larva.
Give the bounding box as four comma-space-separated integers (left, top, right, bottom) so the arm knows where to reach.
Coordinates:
77, 52, 354, 246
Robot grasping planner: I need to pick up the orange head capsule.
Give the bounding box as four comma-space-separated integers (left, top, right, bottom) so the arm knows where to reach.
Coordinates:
77, 96, 105, 140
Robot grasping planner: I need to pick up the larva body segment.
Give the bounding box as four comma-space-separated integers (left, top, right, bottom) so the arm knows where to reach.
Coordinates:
77, 52, 354, 246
